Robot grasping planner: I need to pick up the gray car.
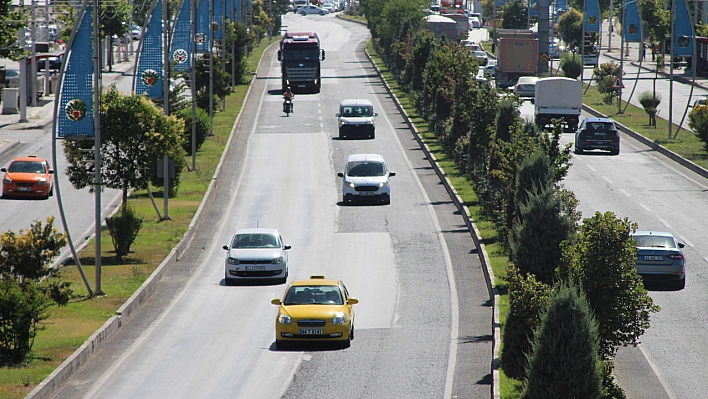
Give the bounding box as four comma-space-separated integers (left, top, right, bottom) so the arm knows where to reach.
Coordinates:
631, 231, 686, 289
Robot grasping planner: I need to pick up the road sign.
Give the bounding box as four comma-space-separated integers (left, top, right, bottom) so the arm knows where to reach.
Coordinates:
611, 76, 624, 89
540, 53, 549, 63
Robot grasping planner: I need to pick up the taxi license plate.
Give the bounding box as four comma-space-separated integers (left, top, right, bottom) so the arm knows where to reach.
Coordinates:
17, 187, 32, 191
361, 192, 375, 196
245, 266, 266, 271
644, 256, 663, 261
300, 328, 323, 335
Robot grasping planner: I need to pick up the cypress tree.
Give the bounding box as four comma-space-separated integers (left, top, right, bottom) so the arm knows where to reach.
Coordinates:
522, 283, 602, 399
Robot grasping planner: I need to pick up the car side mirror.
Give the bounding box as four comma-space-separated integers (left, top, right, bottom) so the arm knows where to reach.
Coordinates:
222, 245, 229, 250
284, 245, 292, 250
277, 50, 282, 62
321, 49, 326, 61
337, 172, 344, 177
389, 172, 396, 177
48, 170, 54, 174
335, 113, 340, 117
678, 243, 685, 248
374, 112, 378, 117
348, 297, 359, 305
271, 298, 282, 305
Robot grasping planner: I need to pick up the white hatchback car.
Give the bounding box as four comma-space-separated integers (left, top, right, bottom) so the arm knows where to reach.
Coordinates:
337, 154, 395, 205
223, 228, 291, 285
297, 5, 329, 15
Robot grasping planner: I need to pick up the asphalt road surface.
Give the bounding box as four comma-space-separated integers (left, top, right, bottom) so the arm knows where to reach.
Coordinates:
47, 13, 493, 399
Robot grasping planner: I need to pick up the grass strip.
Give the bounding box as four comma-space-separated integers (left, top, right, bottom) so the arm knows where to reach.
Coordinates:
0, 41, 270, 399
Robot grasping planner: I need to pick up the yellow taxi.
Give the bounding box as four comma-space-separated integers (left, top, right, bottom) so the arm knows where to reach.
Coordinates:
271, 275, 358, 349
1, 155, 54, 199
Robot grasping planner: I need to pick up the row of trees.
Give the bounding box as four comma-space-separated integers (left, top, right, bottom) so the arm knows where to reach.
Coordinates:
358, 1, 658, 397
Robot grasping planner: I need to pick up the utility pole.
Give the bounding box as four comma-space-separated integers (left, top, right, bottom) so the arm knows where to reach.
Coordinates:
191, 0, 197, 170
93, 0, 104, 295
209, 0, 214, 135
31, 0, 37, 107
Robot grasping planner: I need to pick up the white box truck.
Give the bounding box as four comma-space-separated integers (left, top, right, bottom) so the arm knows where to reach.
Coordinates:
534, 76, 583, 132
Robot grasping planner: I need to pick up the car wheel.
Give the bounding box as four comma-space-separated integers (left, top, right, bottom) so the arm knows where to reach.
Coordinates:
300, 11, 306, 15
341, 335, 351, 349
319, 11, 324, 15
49, 185, 54, 197
574, 146, 583, 155
276, 340, 287, 350
224, 274, 232, 286
350, 325, 354, 340
384, 196, 390, 205
674, 277, 686, 290
610, 148, 620, 156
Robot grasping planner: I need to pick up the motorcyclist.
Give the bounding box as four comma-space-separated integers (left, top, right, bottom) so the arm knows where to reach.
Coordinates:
283, 87, 294, 112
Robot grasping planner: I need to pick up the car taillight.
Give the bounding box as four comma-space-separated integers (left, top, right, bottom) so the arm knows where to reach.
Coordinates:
668, 254, 685, 261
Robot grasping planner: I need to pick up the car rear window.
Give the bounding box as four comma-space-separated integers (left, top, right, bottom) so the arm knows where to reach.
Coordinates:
587, 121, 615, 130
633, 235, 676, 248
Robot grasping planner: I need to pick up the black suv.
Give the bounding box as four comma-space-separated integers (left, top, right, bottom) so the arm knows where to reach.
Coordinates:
574, 117, 620, 155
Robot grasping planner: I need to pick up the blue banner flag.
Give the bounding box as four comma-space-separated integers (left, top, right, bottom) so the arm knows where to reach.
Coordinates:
584, 0, 600, 32
554, 0, 567, 23
214, 0, 223, 40
135, 0, 163, 98
494, 0, 509, 8
529, 0, 538, 17
673, 0, 694, 56
622, 0, 642, 42
172, 0, 192, 72
196, 0, 211, 52
57, 1, 94, 139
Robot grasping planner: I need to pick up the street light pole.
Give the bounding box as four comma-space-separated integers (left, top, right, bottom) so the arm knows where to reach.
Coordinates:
93, 0, 104, 295
618, 1, 624, 114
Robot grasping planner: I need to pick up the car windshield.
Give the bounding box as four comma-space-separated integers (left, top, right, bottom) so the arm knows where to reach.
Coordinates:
341, 106, 372, 117
4, 69, 19, 78
231, 233, 280, 248
347, 161, 385, 177
587, 121, 615, 130
633, 235, 677, 249
284, 285, 344, 305
8, 161, 45, 174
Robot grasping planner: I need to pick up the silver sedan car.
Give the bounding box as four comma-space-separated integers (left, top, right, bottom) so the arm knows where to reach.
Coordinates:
631, 231, 686, 290
513, 76, 539, 100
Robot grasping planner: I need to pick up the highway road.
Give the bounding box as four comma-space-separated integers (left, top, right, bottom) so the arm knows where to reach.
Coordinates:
46, 13, 493, 399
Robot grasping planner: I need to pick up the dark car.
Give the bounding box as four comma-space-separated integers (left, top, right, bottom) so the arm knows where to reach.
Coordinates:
34, 53, 63, 71
574, 117, 620, 155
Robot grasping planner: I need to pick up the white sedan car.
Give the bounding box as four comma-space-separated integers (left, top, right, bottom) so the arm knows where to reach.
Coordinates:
223, 228, 291, 285
297, 5, 329, 15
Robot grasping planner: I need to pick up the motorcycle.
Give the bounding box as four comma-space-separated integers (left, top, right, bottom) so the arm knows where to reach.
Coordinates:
283, 98, 293, 116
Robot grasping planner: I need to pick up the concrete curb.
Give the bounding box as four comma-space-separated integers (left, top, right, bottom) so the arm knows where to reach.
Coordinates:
25, 59, 259, 399
362, 44, 500, 399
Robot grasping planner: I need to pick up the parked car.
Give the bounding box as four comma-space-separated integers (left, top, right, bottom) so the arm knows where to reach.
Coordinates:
297, 5, 329, 15
574, 117, 620, 155
337, 154, 395, 205
689, 96, 708, 108
469, 16, 481, 29
473, 50, 488, 66
321, 3, 336, 13
513, 76, 539, 100
3, 67, 20, 88
631, 231, 686, 289
222, 228, 291, 285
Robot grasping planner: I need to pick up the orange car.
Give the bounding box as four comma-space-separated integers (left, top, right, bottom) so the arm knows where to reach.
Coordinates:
1, 155, 54, 199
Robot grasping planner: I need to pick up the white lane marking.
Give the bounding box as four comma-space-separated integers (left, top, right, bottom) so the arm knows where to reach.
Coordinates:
586, 164, 596, 171
640, 203, 652, 212
619, 189, 631, 197
320, 123, 323, 128
318, 109, 321, 114
658, 218, 671, 228
603, 176, 612, 184
319, 116, 322, 120
374, 90, 460, 399
679, 236, 693, 247
703, 256, 708, 263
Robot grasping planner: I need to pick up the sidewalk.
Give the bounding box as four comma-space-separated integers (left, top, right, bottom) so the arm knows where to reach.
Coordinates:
0, 52, 136, 157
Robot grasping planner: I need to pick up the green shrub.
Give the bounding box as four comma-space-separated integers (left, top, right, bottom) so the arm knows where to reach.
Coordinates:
179, 107, 212, 155
638, 91, 661, 127
689, 103, 708, 153
560, 53, 582, 79
105, 204, 144, 261
0, 279, 52, 365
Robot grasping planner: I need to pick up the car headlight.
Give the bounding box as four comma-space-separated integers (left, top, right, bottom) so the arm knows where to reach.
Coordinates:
272, 256, 283, 264
278, 314, 292, 324
340, 120, 348, 126
346, 181, 355, 188
332, 312, 346, 325
3, 177, 11, 184
38, 177, 47, 186
227, 257, 239, 265
367, 120, 374, 124
378, 182, 386, 187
